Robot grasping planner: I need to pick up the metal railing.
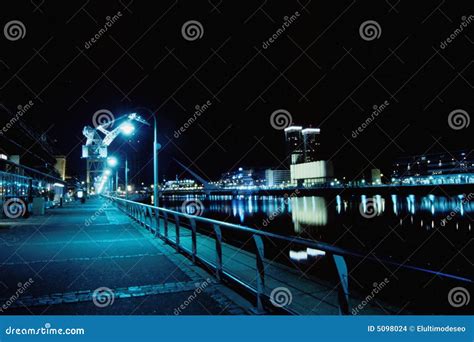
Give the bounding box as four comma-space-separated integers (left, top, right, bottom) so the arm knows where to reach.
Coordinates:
104, 195, 472, 314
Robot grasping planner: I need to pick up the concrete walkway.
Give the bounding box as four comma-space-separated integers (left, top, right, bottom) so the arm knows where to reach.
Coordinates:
0, 198, 246, 315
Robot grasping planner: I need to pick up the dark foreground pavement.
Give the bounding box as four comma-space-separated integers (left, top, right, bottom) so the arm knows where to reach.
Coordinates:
0, 198, 247, 315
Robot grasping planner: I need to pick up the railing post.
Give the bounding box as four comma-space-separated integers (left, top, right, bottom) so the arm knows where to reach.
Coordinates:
213, 224, 223, 281
173, 214, 180, 250
163, 212, 169, 238
253, 235, 265, 313
153, 208, 160, 237
189, 218, 197, 263
141, 207, 146, 226
330, 254, 350, 315
146, 207, 152, 231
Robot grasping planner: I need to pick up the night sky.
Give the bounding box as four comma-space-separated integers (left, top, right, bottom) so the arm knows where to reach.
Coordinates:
1, 0, 472, 183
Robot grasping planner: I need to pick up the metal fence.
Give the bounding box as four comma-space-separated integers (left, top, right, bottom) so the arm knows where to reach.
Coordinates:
104, 195, 472, 315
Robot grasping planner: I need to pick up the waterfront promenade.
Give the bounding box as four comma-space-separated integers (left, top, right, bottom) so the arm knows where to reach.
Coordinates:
0, 197, 402, 315
0, 198, 245, 315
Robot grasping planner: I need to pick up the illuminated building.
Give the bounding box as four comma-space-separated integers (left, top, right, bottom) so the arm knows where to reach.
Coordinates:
284, 126, 304, 164
302, 128, 320, 162
54, 155, 67, 181
265, 169, 291, 187
290, 160, 334, 186
392, 151, 474, 185
285, 126, 333, 186
219, 168, 266, 188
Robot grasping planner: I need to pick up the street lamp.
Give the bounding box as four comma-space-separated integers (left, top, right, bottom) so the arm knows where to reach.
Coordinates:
107, 156, 118, 168
108, 154, 128, 197
120, 121, 135, 135
133, 107, 161, 207
107, 157, 119, 193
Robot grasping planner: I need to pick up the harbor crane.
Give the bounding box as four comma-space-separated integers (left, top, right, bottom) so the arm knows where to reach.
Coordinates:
82, 113, 149, 193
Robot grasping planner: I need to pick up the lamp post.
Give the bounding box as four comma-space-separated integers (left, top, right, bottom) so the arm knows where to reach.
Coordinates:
125, 156, 129, 200
153, 114, 159, 207
133, 107, 161, 207
108, 154, 128, 198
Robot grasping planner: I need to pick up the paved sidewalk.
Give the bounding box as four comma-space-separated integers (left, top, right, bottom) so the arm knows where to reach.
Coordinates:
0, 198, 246, 315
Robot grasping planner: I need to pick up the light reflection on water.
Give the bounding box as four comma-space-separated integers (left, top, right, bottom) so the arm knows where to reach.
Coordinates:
164, 192, 473, 228
162, 193, 472, 269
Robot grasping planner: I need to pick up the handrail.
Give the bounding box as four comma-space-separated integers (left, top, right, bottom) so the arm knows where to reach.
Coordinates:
103, 195, 472, 314
104, 195, 471, 283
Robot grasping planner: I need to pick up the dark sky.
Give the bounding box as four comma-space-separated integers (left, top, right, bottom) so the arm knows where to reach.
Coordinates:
1, 0, 472, 184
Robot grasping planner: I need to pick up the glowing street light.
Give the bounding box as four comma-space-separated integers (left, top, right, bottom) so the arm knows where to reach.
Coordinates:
120, 121, 135, 135
107, 156, 118, 167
